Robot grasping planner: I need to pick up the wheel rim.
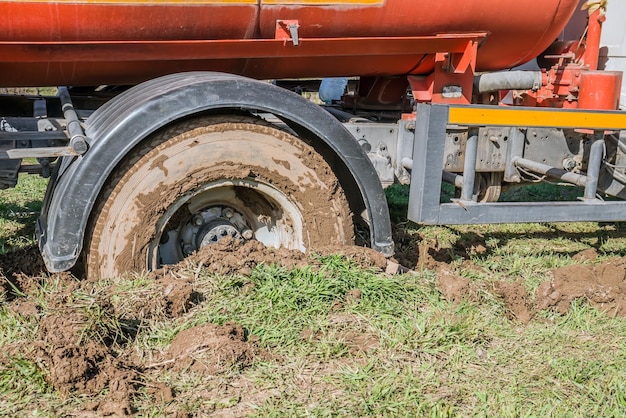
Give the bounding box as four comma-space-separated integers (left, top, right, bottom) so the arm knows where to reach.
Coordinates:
147, 178, 305, 270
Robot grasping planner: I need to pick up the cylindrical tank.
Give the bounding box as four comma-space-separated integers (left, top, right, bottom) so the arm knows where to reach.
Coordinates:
0, 0, 580, 86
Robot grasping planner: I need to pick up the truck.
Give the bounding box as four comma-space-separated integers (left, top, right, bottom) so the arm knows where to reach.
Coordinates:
0, 0, 625, 278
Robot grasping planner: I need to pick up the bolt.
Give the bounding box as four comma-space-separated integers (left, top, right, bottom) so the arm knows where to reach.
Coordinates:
563, 158, 577, 171
183, 244, 195, 255
222, 208, 234, 218
241, 229, 254, 240
193, 215, 204, 226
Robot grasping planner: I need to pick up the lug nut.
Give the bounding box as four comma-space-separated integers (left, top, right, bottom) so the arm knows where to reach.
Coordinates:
222, 208, 234, 218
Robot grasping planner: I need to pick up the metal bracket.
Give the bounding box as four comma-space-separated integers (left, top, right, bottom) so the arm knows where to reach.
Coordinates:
275, 20, 300, 46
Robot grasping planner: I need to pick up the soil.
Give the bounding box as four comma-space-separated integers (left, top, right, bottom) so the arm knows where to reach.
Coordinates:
0, 240, 391, 415
4, 235, 626, 414
535, 256, 626, 316
161, 322, 261, 374
433, 246, 626, 323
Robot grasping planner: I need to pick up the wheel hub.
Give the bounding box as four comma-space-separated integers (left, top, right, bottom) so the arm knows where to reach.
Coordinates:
150, 179, 306, 269
197, 218, 241, 248
160, 205, 253, 262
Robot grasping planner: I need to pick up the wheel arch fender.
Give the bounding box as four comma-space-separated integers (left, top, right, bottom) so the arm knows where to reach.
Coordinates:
39, 72, 394, 272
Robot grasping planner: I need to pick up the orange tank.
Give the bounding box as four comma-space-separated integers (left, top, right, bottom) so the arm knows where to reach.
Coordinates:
0, 0, 580, 86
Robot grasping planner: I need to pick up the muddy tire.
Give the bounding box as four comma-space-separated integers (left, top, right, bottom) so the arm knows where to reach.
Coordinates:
85, 115, 354, 278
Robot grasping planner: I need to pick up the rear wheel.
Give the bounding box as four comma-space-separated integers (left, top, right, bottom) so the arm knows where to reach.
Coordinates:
85, 115, 354, 278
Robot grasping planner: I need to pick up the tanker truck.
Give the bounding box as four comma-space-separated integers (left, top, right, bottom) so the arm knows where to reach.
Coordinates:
0, 0, 625, 278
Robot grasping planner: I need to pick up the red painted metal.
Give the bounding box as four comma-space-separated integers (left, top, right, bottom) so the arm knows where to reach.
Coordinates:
582, 9, 604, 71
0, 34, 485, 86
0, 0, 580, 87
578, 71, 623, 110
508, 7, 620, 111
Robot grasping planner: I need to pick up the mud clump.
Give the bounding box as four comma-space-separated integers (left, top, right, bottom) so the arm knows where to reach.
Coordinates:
160, 323, 260, 375
437, 254, 626, 322
437, 269, 471, 305
536, 258, 626, 316
493, 282, 533, 324
140, 272, 199, 318
184, 237, 309, 276
31, 292, 138, 415
182, 237, 389, 277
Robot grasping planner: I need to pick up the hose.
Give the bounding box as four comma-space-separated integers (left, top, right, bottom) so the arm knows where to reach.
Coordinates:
475, 71, 542, 93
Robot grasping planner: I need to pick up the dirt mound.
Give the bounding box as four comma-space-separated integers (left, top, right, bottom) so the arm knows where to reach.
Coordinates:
436, 252, 626, 322
536, 257, 626, 316
436, 269, 471, 305
158, 323, 261, 375
0, 246, 49, 299
29, 287, 138, 414
172, 237, 309, 276
493, 282, 533, 323
177, 237, 388, 277
134, 272, 200, 318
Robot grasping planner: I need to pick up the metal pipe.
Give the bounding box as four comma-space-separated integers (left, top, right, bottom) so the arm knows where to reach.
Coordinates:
584, 135, 605, 199
513, 157, 587, 187
442, 170, 464, 188
460, 134, 478, 201
58, 86, 88, 154
583, 8, 604, 71
475, 71, 542, 93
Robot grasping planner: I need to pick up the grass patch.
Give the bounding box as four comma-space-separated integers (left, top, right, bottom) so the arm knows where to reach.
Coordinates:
1, 176, 626, 415
0, 173, 48, 253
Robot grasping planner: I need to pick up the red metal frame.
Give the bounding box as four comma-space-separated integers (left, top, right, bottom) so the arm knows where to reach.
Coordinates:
407, 36, 480, 105
0, 33, 486, 86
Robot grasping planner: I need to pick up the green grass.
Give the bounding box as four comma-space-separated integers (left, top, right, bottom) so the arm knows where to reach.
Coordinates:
0, 173, 48, 253
1, 177, 626, 415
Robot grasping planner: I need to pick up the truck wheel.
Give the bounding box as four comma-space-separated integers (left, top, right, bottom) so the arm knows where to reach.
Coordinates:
85, 115, 354, 278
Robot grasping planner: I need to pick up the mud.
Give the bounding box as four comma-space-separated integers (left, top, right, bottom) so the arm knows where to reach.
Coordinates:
87, 117, 354, 278
4, 232, 626, 414
493, 282, 533, 324
172, 237, 388, 277
434, 247, 626, 322
160, 323, 260, 374
536, 257, 626, 316
0, 241, 390, 414
0, 246, 49, 299
436, 269, 471, 305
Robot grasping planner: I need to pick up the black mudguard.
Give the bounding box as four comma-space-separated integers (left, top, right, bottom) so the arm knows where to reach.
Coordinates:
38, 72, 394, 272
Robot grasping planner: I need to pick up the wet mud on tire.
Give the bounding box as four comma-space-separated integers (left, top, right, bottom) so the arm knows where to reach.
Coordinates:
85, 115, 354, 279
